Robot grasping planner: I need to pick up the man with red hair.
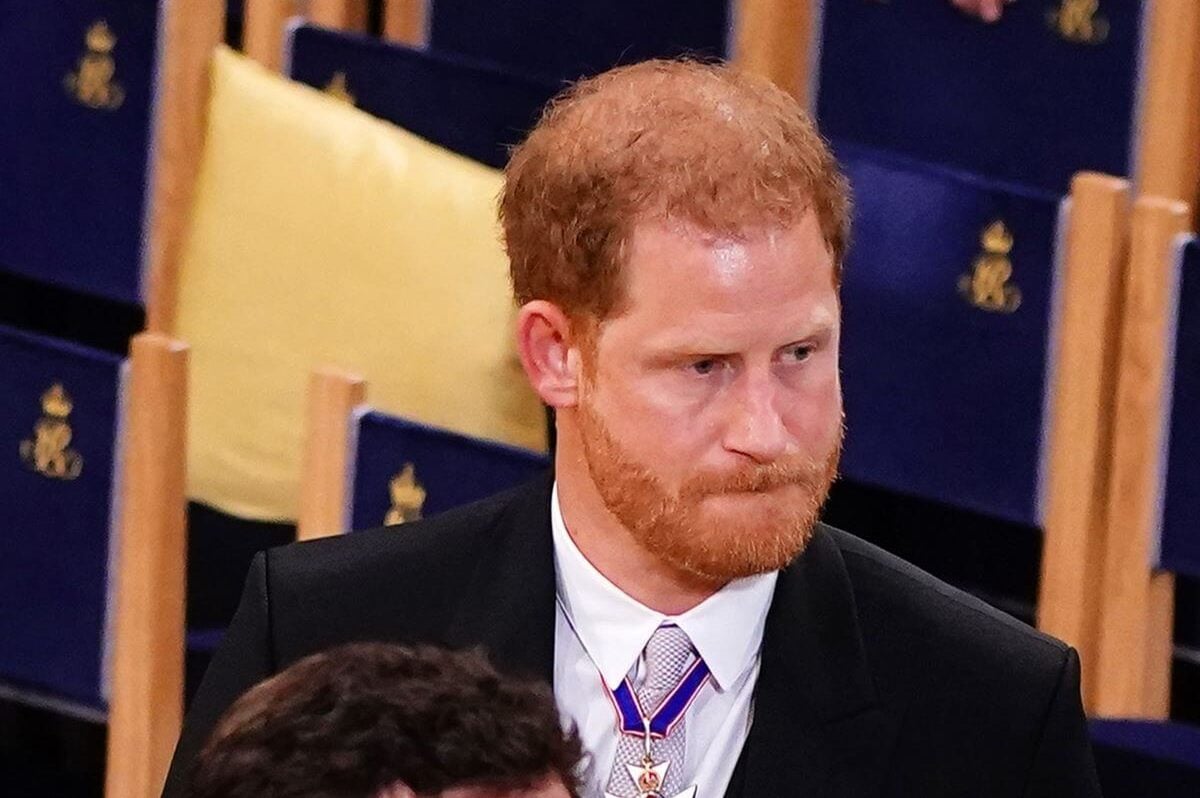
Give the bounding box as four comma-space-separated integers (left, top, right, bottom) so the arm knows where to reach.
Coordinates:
165, 59, 1098, 798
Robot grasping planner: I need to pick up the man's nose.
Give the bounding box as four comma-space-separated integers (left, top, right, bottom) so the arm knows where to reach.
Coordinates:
720, 372, 790, 463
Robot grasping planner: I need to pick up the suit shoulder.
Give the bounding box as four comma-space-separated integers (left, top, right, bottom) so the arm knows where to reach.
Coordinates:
824, 525, 1068, 674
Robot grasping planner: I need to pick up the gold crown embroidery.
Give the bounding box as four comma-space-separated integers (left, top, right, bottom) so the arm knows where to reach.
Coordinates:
64, 20, 125, 110
958, 220, 1022, 314
19, 384, 84, 480
1047, 0, 1109, 45
323, 71, 356, 106
385, 463, 427, 525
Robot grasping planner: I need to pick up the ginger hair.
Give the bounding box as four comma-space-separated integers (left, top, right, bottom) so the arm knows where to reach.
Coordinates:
501, 58, 850, 326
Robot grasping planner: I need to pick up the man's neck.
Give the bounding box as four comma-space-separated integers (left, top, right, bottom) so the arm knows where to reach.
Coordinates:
554, 457, 720, 617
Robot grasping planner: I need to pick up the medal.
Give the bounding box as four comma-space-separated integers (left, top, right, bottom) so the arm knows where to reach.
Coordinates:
605, 757, 697, 798
555, 604, 708, 797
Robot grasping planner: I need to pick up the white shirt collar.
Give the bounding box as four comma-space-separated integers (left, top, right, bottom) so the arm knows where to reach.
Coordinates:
551, 483, 778, 693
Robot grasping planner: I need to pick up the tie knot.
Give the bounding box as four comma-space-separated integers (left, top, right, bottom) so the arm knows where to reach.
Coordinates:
642, 624, 695, 694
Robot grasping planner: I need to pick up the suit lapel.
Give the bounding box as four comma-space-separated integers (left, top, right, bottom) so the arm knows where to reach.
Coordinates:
726, 525, 898, 798
443, 474, 558, 684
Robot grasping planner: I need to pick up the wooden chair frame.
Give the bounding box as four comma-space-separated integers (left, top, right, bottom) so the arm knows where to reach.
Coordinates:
1092, 197, 1192, 719
104, 333, 190, 798
1037, 174, 1132, 708
298, 367, 367, 540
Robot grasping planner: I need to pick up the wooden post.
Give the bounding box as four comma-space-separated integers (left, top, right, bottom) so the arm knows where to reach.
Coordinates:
1135, 0, 1200, 215
1093, 197, 1191, 718
1037, 173, 1130, 710
243, 0, 296, 72
310, 0, 369, 32
383, 0, 427, 46
297, 367, 367, 541
144, 2, 226, 333
104, 334, 189, 798
731, 0, 815, 106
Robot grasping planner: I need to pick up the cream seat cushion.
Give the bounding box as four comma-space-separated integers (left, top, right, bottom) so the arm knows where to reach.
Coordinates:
175, 46, 544, 521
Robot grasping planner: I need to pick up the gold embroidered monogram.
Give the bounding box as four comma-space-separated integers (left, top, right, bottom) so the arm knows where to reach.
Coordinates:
64, 20, 125, 110
1047, 0, 1109, 45
19, 384, 84, 480
958, 221, 1022, 314
385, 463, 427, 525
323, 71, 356, 106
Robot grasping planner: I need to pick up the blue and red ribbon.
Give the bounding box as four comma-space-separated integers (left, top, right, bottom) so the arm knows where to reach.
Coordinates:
608, 656, 712, 739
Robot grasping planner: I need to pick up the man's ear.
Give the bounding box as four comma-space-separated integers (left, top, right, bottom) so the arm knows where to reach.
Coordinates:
516, 301, 584, 409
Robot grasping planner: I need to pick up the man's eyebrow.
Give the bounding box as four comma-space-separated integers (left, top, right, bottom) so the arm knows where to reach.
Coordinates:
644, 327, 834, 359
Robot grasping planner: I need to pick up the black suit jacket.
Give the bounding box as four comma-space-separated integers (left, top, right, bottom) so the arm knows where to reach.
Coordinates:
163, 476, 1101, 797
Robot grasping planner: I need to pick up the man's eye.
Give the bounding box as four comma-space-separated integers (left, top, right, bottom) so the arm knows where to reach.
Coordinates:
691, 359, 718, 375
785, 345, 813, 363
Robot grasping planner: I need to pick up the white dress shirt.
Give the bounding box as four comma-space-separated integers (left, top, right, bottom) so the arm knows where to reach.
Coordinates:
551, 485, 778, 798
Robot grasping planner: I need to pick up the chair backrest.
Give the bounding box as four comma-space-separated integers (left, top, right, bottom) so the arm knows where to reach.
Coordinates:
297, 368, 548, 538
286, 23, 559, 168
0, 327, 188, 798
250, 2, 814, 104
816, 0, 1144, 194
0, 2, 224, 326
426, 0, 729, 84
349, 408, 548, 531
837, 143, 1064, 525
0, 326, 125, 710
1160, 238, 1200, 580
0, 6, 161, 304
836, 147, 1132, 690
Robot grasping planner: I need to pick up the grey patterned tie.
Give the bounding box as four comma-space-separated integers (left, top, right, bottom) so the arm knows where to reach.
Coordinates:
605, 624, 699, 797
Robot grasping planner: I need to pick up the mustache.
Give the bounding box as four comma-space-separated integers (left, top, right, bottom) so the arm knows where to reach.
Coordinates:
681, 456, 833, 497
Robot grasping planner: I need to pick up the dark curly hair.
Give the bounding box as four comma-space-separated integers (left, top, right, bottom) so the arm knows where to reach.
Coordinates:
184, 643, 583, 798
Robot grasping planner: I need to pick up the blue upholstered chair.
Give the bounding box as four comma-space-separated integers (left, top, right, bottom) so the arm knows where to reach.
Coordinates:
0, 5, 161, 304
286, 22, 559, 169
837, 142, 1066, 527
0, 327, 126, 714
1095, 226, 1200, 704
297, 369, 548, 538
348, 409, 549, 531
425, 0, 729, 84
1159, 238, 1200, 583
0, 2, 227, 337
1079, 203, 1200, 786
0, 325, 189, 795
816, 0, 1143, 194
836, 145, 1136, 675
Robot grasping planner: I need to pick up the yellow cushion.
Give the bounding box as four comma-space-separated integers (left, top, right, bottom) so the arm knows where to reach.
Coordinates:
175, 46, 544, 522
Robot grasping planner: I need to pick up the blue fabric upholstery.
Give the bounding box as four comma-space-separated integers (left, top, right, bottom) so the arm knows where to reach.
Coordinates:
0, 3, 159, 303
1160, 238, 1200, 578
837, 142, 1061, 526
0, 324, 123, 711
1091, 720, 1200, 796
350, 410, 548, 531
426, 0, 728, 84
287, 24, 559, 169
817, 0, 1142, 194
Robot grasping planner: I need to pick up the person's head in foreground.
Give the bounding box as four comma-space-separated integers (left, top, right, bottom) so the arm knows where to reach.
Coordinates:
185, 643, 583, 798
504, 59, 850, 609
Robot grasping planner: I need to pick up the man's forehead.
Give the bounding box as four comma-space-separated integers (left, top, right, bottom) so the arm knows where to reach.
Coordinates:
617, 215, 834, 307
